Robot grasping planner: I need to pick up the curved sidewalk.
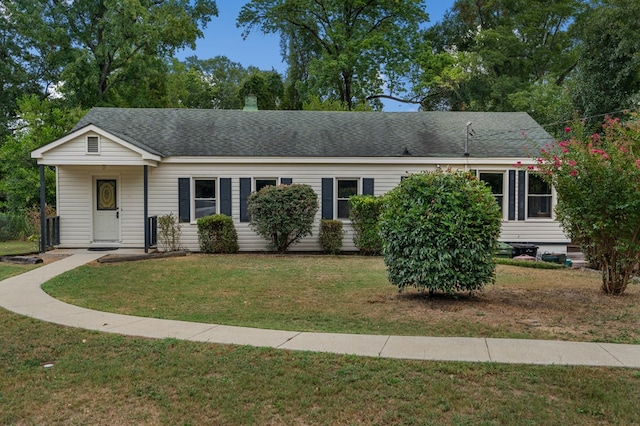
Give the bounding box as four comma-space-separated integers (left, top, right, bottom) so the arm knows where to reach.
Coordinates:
1, 250, 639, 368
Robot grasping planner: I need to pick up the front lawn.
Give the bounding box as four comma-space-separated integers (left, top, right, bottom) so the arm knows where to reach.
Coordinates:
2, 308, 640, 425
43, 254, 640, 344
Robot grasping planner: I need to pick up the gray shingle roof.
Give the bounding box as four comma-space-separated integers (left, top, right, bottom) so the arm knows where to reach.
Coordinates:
72, 108, 553, 158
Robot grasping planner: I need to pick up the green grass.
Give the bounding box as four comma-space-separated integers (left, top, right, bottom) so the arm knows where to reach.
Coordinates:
495, 257, 567, 269
0, 264, 34, 281
43, 254, 640, 343
1, 307, 639, 425
0, 241, 40, 279
0, 240, 36, 256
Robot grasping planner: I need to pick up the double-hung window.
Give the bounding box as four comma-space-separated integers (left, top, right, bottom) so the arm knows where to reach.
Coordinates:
478, 172, 505, 214
527, 174, 552, 218
194, 179, 216, 219
337, 179, 358, 219
255, 178, 278, 192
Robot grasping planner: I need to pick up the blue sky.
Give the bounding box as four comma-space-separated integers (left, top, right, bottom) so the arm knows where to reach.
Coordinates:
177, 1, 456, 111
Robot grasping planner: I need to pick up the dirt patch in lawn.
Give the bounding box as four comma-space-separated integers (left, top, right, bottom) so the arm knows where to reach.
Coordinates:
380, 265, 640, 342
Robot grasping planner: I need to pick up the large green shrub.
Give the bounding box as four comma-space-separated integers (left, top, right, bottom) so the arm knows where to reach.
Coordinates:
248, 184, 318, 253
319, 219, 343, 254
379, 170, 502, 295
349, 195, 384, 255
197, 214, 239, 254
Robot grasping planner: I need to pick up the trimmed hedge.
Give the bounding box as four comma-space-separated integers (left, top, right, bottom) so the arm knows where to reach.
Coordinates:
349, 195, 384, 255
197, 214, 239, 254
379, 170, 502, 295
248, 184, 318, 253
319, 220, 343, 254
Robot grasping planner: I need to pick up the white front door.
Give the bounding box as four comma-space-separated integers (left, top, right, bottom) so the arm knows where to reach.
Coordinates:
93, 178, 120, 241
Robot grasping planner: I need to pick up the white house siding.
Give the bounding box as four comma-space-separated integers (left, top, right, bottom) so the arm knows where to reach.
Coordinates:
500, 221, 569, 255
36, 132, 152, 166
56, 165, 145, 248
53, 158, 569, 252
148, 161, 437, 252
147, 160, 570, 253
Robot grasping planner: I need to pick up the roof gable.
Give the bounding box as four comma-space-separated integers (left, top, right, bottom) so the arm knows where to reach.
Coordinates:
31, 124, 162, 164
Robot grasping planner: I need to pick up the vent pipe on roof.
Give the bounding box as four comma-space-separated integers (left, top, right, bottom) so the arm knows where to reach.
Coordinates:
464, 122, 473, 157
243, 94, 258, 111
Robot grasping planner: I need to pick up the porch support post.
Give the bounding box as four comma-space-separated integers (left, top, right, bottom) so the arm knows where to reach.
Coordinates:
144, 165, 149, 253
39, 165, 46, 253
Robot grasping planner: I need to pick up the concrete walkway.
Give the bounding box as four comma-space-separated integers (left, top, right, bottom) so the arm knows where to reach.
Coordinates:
1, 250, 639, 368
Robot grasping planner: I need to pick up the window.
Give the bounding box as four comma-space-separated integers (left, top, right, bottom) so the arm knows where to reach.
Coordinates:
479, 172, 504, 213
255, 178, 277, 192
527, 174, 552, 218
194, 179, 216, 219
337, 179, 358, 219
87, 136, 100, 154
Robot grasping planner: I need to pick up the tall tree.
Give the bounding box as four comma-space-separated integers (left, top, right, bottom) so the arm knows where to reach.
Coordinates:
237, 0, 428, 110
421, 0, 583, 112
0, 1, 69, 141
239, 70, 285, 110
175, 56, 250, 109
5, 0, 218, 109
0, 96, 85, 215
571, 0, 640, 120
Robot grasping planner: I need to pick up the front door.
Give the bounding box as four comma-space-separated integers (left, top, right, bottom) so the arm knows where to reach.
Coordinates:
93, 178, 120, 241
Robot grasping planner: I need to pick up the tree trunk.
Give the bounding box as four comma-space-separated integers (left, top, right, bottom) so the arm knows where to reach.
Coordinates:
600, 261, 630, 295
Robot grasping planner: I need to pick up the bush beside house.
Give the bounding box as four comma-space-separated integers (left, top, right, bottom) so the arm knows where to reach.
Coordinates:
319, 220, 343, 254
349, 195, 384, 255
248, 184, 318, 253
380, 170, 502, 295
197, 214, 239, 254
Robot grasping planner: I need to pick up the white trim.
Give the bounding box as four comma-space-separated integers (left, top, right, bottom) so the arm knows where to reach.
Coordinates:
335, 177, 360, 220
36, 159, 159, 167
525, 173, 554, 220
162, 156, 537, 166
192, 177, 218, 223
476, 170, 507, 221
31, 124, 162, 163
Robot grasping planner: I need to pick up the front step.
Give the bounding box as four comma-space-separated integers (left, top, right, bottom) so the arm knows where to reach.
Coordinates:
566, 245, 588, 269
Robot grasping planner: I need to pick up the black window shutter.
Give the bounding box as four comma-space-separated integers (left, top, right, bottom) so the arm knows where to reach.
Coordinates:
362, 178, 374, 196
508, 171, 516, 221
240, 178, 251, 222
178, 178, 190, 223
281, 177, 292, 185
518, 170, 526, 220
220, 178, 232, 216
322, 178, 334, 220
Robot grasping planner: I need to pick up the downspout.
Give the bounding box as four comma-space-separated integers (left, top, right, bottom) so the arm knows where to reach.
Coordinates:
39, 165, 46, 253
144, 165, 149, 253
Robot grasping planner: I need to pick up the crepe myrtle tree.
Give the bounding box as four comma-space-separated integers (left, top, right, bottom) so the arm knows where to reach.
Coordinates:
248, 183, 318, 253
528, 115, 640, 295
379, 169, 502, 295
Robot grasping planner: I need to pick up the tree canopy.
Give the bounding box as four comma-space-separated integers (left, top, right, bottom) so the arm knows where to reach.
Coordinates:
3, 0, 218, 109
237, 0, 429, 110
420, 0, 583, 115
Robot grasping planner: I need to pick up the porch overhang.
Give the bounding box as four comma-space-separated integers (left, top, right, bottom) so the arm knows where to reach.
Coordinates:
31, 124, 162, 167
